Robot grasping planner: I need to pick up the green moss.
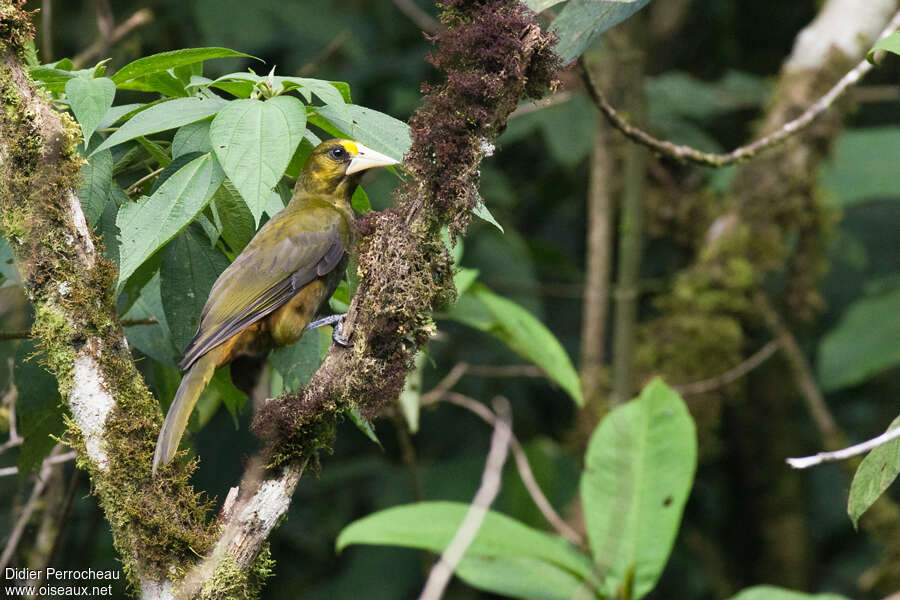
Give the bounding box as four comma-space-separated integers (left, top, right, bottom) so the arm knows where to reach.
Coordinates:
0, 45, 217, 589
199, 546, 275, 600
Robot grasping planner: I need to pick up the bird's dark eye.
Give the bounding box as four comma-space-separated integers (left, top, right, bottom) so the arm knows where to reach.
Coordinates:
329, 146, 348, 160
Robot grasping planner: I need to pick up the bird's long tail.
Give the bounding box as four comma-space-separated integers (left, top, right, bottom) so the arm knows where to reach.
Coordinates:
152, 349, 220, 476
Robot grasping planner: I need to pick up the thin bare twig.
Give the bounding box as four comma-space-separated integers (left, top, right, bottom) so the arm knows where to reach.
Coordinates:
761, 299, 839, 448
787, 424, 900, 469
392, 0, 440, 34
508, 91, 574, 120
423, 391, 584, 546
0, 450, 77, 477
674, 340, 781, 396
0, 446, 60, 570
578, 9, 900, 168
126, 167, 165, 195
71, 9, 154, 69
418, 397, 512, 600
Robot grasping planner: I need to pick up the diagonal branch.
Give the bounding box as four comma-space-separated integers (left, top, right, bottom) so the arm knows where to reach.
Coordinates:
419, 397, 512, 600
578, 9, 900, 168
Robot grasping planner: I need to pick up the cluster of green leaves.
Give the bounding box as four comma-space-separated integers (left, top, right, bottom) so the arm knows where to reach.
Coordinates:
340, 379, 845, 600
5, 43, 589, 474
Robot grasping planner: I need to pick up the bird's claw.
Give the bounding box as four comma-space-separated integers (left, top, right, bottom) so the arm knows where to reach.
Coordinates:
332, 318, 350, 347
305, 313, 350, 347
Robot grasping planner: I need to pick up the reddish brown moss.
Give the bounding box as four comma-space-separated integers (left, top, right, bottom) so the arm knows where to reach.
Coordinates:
404, 0, 559, 235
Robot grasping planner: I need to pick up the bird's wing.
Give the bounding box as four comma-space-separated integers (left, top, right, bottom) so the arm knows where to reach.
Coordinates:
178, 217, 345, 370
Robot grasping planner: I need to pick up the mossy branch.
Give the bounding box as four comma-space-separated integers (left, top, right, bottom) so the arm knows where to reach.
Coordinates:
578, 9, 900, 168
0, 3, 212, 597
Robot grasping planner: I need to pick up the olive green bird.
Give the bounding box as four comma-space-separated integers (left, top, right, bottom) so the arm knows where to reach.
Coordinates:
152, 139, 398, 476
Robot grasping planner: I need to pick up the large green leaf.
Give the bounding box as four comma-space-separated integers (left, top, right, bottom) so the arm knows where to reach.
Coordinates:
817, 284, 900, 391
551, 0, 651, 64
160, 226, 230, 353
848, 415, 900, 527
172, 121, 212, 158
727, 586, 849, 600
77, 149, 113, 225
316, 104, 410, 161
210, 96, 306, 225
116, 153, 224, 288
337, 501, 593, 580
15, 340, 65, 476
65, 76, 116, 142
446, 284, 583, 406
269, 333, 321, 393
581, 378, 697, 600
91, 96, 227, 155
820, 128, 900, 207
456, 555, 594, 600
211, 180, 256, 253
111, 47, 253, 85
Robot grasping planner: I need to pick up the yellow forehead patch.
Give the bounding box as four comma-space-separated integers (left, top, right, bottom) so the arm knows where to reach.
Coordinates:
342, 140, 359, 155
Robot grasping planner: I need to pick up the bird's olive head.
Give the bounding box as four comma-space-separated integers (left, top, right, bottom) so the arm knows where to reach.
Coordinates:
298, 139, 399, 199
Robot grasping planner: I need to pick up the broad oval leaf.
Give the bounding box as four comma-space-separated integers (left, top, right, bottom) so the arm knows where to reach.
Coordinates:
173, 121, 212, 158
66, 76, 116, 141
77, 149, 113, 225
211, 179, 255, 253
316, 104, 410, 161
116, 153, 224, 288
848, 415, 900, 527
551, 0, 651, 64
337, 501, 592, 579
446, 284, 583, 406
269, 333, 322, 394
210, 95, 306, 225
456, 555, 594, 600
111, 47, 254, 85
91, 96, 227, 156
818, 284, 900, 391
581, 378, 697, 600
727, 586, 849, 600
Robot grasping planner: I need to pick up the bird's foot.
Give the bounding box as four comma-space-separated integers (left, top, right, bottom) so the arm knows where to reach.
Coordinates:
304, 313, 350, 347
332, 317, 350, 348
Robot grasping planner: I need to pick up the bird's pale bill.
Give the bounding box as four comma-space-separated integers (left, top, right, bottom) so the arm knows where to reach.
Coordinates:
346, 143, 400, 174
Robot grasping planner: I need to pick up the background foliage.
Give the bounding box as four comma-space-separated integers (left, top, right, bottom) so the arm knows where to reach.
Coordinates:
2, 0, 900, 598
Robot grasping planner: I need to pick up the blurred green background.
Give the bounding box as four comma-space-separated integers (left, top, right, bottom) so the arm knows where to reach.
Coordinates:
2, 0, 900, 598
